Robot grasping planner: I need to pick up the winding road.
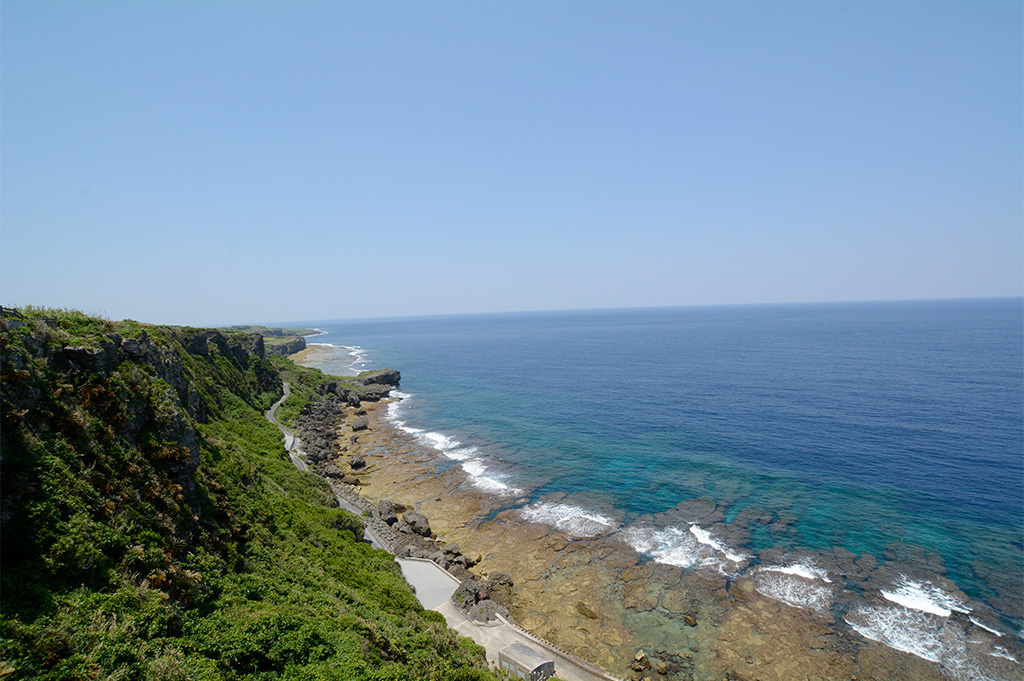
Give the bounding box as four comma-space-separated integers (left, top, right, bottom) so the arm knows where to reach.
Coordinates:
264, 382, 308, 472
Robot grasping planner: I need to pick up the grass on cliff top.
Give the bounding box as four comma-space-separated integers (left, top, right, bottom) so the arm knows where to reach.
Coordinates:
221, 325, 317, 342
0, 314, 498, 681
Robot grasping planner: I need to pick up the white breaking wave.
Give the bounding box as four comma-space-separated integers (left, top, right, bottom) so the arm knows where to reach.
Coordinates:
970, 616, 1006, 638
990, 646, 1019, 663
845, 583, 1018, 681
519, 502, 617, 538
305, 342, 366, 374
460, 459, 521, 495
688, 525, 749, 565
385, 391, 418, 433
754, 563, 834, 613
383, 393, 520, 494
760, 563, 832, 583
620, 523, 749, 574
341, 345, 370, 372
881, 577, 971, 618
845, 603, 948, 663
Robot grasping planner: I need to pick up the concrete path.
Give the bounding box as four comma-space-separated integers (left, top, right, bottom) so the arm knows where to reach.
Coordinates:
397, 558, 461, 610
264, 382, 308, 472
267, 381, 621, 681
431, 590, 621, 681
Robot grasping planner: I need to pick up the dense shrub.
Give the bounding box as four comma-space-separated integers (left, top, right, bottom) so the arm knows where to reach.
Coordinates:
0, 311, 497, 680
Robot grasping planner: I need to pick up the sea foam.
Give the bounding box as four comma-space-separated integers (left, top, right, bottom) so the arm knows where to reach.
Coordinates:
845, 578, 1019, 681
845, 603, 947, 663
754, 563, 834, 613
519, 502, 617, 538
621, 523, 749, 574
760, 563, 832, 583
384, 393, 520, 494
460, 459, 521, 495
880, 577, 971, 618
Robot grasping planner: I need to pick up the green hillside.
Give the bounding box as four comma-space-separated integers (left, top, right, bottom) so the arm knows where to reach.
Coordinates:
0, 309, 497, 680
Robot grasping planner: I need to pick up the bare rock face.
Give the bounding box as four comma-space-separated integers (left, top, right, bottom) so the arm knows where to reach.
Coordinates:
353, 384, 392, 402
378, 499, 399, 526
454, 579, 481, 608
266, 337, 305, 356
400, 510, 432, 537
468, 599, 508, 623
429, 550, 450, 569
358, 368, 401, 386
320, 463, 345, 479
60, 343, 118, 375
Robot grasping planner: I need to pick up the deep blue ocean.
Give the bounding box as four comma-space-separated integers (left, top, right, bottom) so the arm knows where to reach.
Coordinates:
290, 298, 1023, 646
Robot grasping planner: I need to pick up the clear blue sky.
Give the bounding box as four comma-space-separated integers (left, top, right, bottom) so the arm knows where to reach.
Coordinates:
2, 1, 1021, 326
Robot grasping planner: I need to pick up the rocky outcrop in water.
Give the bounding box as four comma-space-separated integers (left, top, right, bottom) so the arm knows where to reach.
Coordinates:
318, 368, 401, 405
358, 368, 401, 386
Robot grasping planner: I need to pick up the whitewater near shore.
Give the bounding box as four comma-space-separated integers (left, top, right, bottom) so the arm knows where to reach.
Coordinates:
291, 302, 1023, 681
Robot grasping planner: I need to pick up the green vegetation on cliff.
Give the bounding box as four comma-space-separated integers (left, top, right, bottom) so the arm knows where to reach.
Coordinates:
0, 309, 497, 680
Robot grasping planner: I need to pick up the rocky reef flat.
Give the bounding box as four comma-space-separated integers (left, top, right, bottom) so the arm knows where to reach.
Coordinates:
287, 357, 1021, 681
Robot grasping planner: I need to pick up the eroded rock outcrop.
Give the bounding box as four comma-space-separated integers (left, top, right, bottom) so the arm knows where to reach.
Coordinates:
266, 337, 306, 356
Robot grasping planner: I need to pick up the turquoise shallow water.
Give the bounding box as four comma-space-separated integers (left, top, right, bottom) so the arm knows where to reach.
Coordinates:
289, 299, 1023, 655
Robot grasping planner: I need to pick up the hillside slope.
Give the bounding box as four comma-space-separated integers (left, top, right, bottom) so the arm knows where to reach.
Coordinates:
0, 309, 497, 680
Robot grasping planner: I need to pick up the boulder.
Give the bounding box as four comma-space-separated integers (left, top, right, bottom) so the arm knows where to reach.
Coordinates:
488, 571, 514, 587
442, 542, 461, 556
468, 599, 508, 624
631, 650, 652, 672
402, 511, 432, 537
354, 384, 392, 402
351, 416, 369, 431
428, 550, 450, 569
378, 499, 398, 526
321, 463, 344, 478
349, 454, 366, 469
453, 579, 481, 607
452, 554, 473, 569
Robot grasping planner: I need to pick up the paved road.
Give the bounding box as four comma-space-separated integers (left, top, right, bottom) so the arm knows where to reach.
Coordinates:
264, 382, 308, 472
398, 559, 461, 609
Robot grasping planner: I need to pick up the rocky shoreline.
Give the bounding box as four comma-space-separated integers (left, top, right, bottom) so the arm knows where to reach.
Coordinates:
288, 360, 1022, 681
291, 368, 518, 626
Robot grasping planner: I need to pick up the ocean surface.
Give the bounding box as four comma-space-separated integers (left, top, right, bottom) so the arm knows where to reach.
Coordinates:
287, 298, 1023, 670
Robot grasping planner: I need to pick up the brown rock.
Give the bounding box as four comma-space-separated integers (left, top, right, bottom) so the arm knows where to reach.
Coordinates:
621, 564, 652, 582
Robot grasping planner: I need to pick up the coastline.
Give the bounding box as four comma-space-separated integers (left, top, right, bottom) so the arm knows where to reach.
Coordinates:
288, 343, 339, 368
290, 348, 1023, 681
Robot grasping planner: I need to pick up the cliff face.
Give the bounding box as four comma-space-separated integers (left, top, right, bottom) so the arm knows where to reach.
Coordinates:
265, 336, 306, 356
0, 318, 280, 594
0, 310, 496, 681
